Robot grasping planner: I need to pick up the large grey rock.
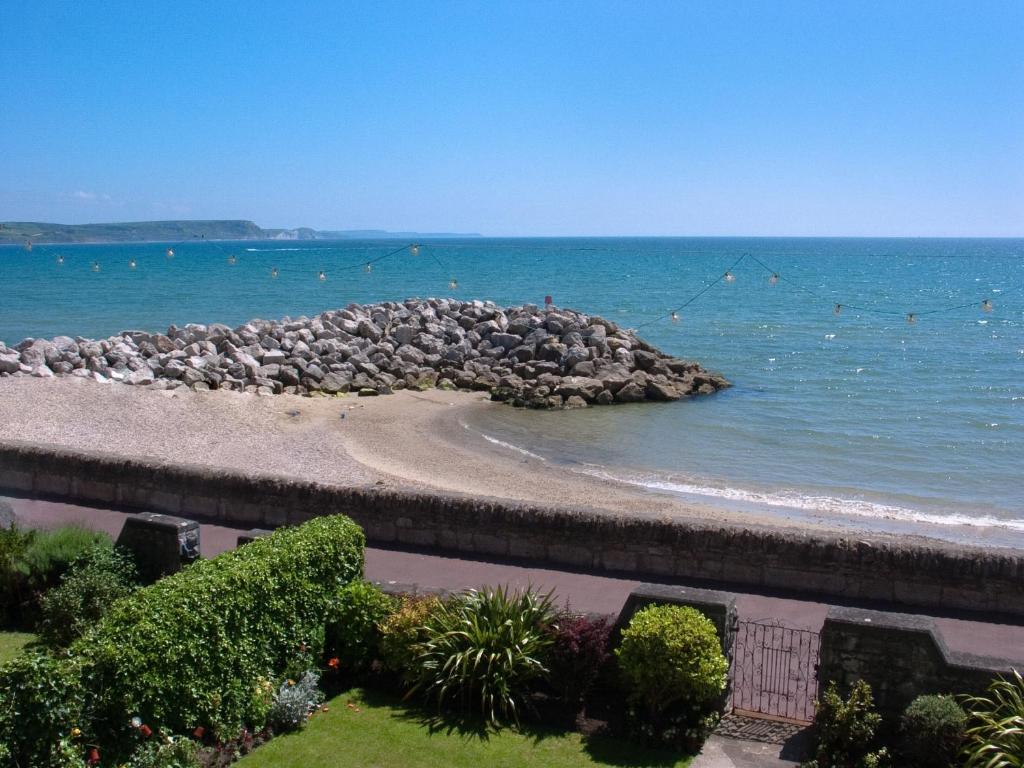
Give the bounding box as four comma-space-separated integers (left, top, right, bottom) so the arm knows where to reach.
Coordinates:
0, 354, 20, 374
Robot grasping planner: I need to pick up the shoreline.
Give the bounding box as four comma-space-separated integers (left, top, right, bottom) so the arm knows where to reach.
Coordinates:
0, 376, 1019, 551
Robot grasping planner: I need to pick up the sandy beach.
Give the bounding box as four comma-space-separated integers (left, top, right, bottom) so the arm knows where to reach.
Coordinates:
1, 376, 1021, 549
0, 376, 794, 529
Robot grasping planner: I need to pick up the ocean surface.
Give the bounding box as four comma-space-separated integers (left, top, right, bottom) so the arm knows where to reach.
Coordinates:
1, 237, 1022, 546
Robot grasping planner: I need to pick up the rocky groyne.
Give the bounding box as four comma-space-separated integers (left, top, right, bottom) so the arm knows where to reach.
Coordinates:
0, 299, 729, 408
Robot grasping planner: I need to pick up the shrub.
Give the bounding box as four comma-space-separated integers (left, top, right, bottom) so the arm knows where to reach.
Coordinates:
0, 524, 113, 626
407, 586, 556, 726
38, 543, 138, 648
0, 524, 31, 623
267, 671, 324, 732
0, 650, 87, 767
961, 669, 1024, 768
899, 694, 966, 767
78, 515, 364, 747
546, 612, 612, 709
803, 680, 889, 768
20, 526, 111, 584
379, 595, 441, 677
615, 604, 729, 721
325, 581, 398, 674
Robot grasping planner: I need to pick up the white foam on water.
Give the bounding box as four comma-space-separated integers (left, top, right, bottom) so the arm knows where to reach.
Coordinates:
578, 467, 1024, 532
244, 247, 308, 252
463, 425, 547, 461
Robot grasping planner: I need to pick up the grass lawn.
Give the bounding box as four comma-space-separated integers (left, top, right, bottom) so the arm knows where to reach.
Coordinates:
237, 688, 693, 768
0, 631, 36, 664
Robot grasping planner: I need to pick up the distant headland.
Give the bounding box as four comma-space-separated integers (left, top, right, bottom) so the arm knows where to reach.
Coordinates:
0, 220, 481, 245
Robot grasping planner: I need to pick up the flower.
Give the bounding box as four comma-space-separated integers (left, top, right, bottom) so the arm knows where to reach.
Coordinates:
71, 727, 82, 738
287, 679, 295, 686
130, 716, 142, 729
139, 724, 153, 738
327, 657, 340, 669
87, 747, 100, 765
193, 726, 205, 739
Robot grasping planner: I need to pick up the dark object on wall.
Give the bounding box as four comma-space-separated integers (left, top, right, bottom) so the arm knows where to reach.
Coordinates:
116, 512, 200, 583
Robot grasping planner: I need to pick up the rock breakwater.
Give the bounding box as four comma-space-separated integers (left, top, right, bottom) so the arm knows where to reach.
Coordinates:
0, 299, 728, 407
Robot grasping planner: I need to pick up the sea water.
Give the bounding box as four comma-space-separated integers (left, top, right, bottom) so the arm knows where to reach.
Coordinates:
1, 237, 1021, 544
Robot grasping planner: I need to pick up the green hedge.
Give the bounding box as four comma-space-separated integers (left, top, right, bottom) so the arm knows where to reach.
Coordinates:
0, 515, 365, 765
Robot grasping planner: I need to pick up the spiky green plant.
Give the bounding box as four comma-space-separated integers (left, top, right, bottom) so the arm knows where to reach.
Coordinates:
961, 669, 1024, 768
407, 586, 557, 726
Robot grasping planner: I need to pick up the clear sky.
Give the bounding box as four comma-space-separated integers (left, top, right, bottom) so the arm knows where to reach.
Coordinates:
2, 1, 1021, 236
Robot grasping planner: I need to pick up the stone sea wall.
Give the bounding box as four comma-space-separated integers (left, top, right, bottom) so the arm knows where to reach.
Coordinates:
2, 440, 1023, 618
0, 299, 728, 408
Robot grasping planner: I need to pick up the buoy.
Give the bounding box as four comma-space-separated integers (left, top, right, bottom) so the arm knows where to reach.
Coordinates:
907, 313, 917, 325
56, 255, 64, 265
25, 241, 32, 252
671, 311, 679, 322
724, 270, 736, 283
364, 262, 372, 273
769, 273, 779, 285
410, 244, 419, 257
227, 255, 236, 265
318, 271, 326, 281
271, 267, 278, 278
166, 248, 174, 258
92, 261, 100, 272
129, 259, 137, 269
448, 278, 458, 290
982, 299, 993, 313
833, 304, 842, 316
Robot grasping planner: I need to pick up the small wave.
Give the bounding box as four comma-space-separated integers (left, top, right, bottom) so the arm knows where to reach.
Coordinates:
579, 468, 1024, 532
244, 247, 308, 252
463, 425, 547, 461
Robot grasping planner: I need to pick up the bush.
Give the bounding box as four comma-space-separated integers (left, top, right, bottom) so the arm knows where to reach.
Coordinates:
0, 650, 87, 767
546, 612, 612, 709
0, 524, 113, 626
325, 581, 397, 674
79, 515, 364, 745
615, 605, 729, 721
407, 586, 556, 726
267, 671, 324, 732
0, 515, 365, 765
961, 669, 1024, 768
899, 694, 965, 767
0, 524, 31, 623
379, 595, 441, 678
37, 543, 138, 648
803, 680, 889, 768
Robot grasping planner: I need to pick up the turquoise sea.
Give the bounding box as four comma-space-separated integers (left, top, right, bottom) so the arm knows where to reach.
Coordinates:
1, 237, 1022, 545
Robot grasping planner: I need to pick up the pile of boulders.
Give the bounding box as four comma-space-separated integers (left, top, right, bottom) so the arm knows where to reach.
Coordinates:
0, 299, 729, 408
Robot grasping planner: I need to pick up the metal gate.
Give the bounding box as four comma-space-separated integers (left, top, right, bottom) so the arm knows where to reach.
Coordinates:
731, 620, 820, 723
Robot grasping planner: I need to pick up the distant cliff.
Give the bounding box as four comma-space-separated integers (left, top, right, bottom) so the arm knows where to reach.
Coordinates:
0, 220, 480, 244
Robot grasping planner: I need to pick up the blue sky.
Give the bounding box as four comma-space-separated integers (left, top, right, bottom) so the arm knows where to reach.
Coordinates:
2, 1, 1021, 236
